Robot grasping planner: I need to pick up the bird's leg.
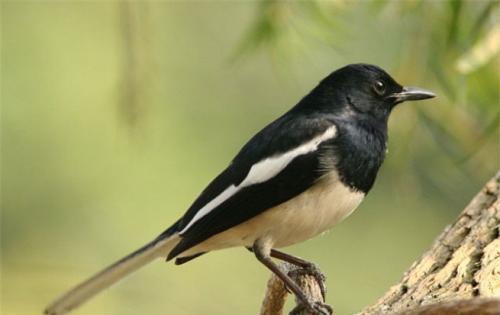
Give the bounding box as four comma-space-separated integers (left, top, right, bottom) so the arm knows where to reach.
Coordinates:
246, 247, 312, 266
246, 247, 328, 299
269, 249, 313, 268
269, 249, 327, 300
252, 242, 332, 315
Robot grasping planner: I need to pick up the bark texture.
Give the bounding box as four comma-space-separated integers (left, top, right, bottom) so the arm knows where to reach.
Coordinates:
361, 172, 500, 314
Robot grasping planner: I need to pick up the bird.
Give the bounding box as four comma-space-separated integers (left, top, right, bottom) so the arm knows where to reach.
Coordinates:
44, 63, 435, 315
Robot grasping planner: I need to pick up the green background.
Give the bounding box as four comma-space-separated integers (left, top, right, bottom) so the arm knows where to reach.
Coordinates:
2, 1, 498, 315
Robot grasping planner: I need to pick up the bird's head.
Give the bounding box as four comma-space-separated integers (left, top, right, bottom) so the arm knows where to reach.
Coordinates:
313, 63, 435, 121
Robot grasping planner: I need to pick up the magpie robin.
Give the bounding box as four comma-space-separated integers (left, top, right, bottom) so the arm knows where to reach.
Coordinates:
44, 64, 435, 315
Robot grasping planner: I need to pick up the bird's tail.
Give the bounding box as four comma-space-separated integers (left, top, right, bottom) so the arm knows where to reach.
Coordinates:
44, 233, 180, 315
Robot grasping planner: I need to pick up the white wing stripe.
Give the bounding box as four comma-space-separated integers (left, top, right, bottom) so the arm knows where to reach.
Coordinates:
179, 125, 337, 234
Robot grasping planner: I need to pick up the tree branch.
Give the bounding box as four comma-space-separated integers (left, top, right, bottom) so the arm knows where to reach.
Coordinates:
361, 172, 499, 314
260, 263, 329, 315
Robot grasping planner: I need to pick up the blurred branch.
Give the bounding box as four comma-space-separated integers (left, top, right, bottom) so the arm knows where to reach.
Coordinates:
119, 1, 151, 128
469, 0, 498, 41
446, 0, 463, 48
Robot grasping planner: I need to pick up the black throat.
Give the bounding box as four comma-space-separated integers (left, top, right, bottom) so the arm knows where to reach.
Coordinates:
329, 115, 388, 193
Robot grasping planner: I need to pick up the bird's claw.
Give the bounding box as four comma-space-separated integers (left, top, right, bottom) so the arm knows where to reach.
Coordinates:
284, 263, 331, 314
312, 301, 333, 315
305, 263, 327, 300
288, 263, 328, 300
289, 300, 333, 315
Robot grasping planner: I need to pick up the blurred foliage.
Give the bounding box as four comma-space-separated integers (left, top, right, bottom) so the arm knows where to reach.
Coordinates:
1, 1, 498, 315
236, 0, 499, 200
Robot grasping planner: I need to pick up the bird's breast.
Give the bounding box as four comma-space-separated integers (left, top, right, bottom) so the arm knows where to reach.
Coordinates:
264, 171, 365, 247
180, 171, 364, 256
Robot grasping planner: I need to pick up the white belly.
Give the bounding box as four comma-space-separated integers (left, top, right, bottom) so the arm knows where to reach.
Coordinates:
181, 172, 364, 257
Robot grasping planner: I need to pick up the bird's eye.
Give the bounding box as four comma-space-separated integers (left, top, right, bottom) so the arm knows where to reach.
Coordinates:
373, 80, 386, 95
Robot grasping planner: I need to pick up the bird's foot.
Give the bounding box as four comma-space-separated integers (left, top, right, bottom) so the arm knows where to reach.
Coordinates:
289, 300, 333, 315
288, 263, 327, 300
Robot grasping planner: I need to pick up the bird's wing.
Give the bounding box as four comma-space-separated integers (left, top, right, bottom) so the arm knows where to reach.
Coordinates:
167, 114, 338, 259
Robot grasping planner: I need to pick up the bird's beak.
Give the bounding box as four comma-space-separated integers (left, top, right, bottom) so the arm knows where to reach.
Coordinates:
387, 87, 436, 104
